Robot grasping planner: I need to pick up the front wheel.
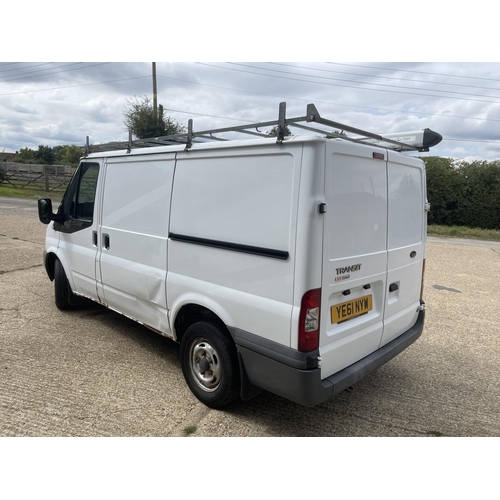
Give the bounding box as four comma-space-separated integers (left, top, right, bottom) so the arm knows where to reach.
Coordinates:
180, 321, 240, 409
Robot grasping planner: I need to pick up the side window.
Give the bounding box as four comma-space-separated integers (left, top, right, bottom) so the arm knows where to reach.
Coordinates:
58, 162, 100, 233
65, 163, 99, 222
75, 163, 99, 220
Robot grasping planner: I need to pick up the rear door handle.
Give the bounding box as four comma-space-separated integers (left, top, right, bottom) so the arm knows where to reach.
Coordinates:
389, 283, 399, 292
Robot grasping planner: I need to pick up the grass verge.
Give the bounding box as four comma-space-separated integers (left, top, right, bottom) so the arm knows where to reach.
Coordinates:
0, 185, 58, 199
428, 225, 500, 242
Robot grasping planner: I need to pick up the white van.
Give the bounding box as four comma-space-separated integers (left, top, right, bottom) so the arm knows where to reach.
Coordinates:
38, 103, 441, 408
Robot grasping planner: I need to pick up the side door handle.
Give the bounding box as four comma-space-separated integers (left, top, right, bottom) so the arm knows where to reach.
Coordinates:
103, 233, 110, 250
92, 230, 98, 247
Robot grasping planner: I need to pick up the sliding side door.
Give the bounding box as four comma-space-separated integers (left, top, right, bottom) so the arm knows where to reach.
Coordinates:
97, 153, 176, 334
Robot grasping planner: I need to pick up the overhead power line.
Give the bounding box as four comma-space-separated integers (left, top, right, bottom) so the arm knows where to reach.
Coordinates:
0, 75, 150, 97
327, 62, 500, 84
164, 107, 256, 123
269, 62, 500, 93
443, 138, 500, 144
0, 62, 111, 83
225, 62, 500, 102
197, 62, 500, 106
157, 74, 500, 124
0, 62, 57, 75
0, 62, 22, 68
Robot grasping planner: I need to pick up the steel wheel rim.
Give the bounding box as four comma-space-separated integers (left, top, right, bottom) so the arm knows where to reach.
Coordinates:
189, 338, 222, 392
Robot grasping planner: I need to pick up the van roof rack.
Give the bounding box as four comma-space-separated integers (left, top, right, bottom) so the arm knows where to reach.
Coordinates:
85, 102, 442, 155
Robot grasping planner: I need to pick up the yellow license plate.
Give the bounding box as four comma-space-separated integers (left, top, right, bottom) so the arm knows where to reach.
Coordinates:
331, 295, 373, 324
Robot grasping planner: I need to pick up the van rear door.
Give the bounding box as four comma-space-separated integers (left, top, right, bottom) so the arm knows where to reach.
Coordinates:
381, 151, 425, 346
319, 141, 388, 378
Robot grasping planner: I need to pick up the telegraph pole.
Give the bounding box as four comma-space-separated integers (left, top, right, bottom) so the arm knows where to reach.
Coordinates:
152, 62, 158, 124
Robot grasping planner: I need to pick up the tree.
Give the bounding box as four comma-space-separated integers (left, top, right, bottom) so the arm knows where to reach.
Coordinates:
326, 129, 347, 139
123, 96, 185, 139
52, 145, 66, 161
55, 145, 84, 166
422, 157, 500, 230
267, 125, 292, 137
14, 147, 36, 163
456, 160, 500, 230
422, 156, 463, 226
34, 145, 55, 165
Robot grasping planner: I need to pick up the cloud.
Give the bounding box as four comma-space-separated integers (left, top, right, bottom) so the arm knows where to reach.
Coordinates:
1, 62, 500, 160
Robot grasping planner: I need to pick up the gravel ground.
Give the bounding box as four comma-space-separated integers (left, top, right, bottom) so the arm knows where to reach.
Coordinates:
1, 197, 499, 437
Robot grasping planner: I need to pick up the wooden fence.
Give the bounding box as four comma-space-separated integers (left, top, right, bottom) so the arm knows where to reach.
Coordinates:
0, 162, 74, 192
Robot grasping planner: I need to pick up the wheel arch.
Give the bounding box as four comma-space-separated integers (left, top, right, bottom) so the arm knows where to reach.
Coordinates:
173, 303, 231, 344
171, 299, 262, 403
44, 251, 58, 281
51, 250, 76, 291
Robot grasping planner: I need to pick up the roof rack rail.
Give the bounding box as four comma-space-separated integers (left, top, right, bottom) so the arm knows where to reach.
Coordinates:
84, 102, 442, 155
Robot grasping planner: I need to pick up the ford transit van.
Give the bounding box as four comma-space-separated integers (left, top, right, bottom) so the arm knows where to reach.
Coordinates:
38, 103, 439, 407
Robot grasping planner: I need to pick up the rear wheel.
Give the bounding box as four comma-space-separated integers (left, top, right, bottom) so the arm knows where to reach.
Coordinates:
180, 321, 240, 408
54, 259, 73, 310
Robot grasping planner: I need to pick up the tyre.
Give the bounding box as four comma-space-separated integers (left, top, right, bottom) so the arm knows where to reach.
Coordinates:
180, 321, 240, 409
54, 259, 73, 310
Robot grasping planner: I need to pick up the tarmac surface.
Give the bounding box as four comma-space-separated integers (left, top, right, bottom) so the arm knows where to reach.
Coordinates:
1, 196, 499, 436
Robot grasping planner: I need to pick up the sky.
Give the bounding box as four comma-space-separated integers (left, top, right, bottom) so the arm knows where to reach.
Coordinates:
3, 1, 500, 165
2, 60, 500, 162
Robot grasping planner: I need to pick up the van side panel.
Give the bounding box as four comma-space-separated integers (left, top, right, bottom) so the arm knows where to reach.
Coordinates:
289, 142, 325, 350
168, 146, 301, 346
98, 155, 175, 334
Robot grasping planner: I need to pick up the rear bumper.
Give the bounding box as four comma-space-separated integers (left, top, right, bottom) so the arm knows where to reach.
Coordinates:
234, 306, 425, 407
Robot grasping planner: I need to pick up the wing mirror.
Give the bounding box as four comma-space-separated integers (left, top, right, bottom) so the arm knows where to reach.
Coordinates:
38, 198, 63, 225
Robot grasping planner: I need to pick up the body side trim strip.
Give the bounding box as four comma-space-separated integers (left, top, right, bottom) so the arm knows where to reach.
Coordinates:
169, 233, 289, 260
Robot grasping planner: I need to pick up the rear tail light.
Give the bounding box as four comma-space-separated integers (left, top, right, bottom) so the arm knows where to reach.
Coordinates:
420, 259, 426, 300
298, 288, 321, 352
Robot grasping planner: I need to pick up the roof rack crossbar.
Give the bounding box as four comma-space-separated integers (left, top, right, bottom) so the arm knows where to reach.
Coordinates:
195, 134, 229, 142
238, 129, 269, 138
305, 103, 417, 151
84, 102, 439, 154
290, 122, 337, 136
290, 123, 415, 151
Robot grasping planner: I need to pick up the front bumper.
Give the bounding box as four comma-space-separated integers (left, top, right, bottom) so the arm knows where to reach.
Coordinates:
234, 307, 425, 407
43, 250, 51, 280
